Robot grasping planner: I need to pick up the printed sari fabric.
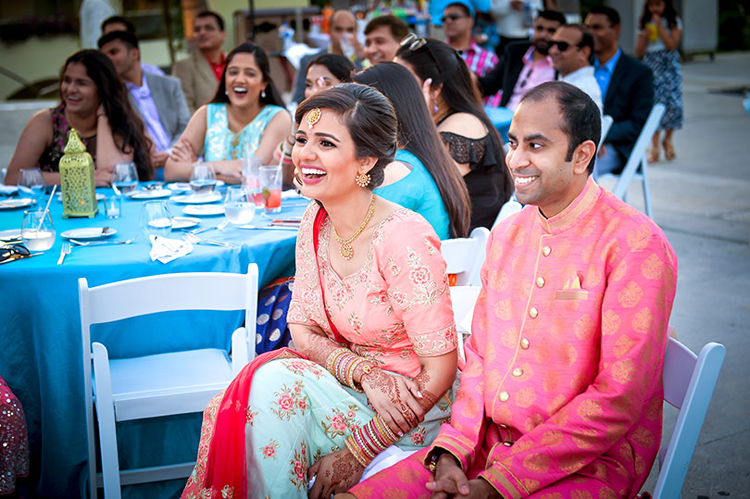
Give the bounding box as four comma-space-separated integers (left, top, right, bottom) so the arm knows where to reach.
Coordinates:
182, 201, 457, 498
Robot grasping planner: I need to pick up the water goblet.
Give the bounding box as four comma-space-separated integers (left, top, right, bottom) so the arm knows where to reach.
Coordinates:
17, 167, 46, 204
190, 162, 217, 196
242, 156, 263, 208
21, 209, 55, 251
112, 162, 139, 195
140, 200, 172, 239
223, 186, 255, 225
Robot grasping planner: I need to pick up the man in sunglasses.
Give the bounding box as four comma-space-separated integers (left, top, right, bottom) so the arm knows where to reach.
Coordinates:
477, 9, 567, 111
442, 0, 502, 106
549, 24, 602, 111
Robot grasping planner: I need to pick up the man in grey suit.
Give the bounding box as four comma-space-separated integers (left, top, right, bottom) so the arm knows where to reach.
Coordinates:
99, 30, 190, 173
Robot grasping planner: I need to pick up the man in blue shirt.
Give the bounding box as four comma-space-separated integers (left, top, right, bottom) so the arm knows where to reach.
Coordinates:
585, 6, 653, 177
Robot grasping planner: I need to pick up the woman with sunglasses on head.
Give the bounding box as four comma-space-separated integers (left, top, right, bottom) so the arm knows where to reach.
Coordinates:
164, 42, 291, 183
182, 84, 458, 499
353, 62, 470, 239
395, 36, 513, 231
5, 49, 153, 186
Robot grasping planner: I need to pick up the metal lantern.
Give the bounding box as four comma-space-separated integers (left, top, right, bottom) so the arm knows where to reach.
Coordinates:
60, 129, 98, 218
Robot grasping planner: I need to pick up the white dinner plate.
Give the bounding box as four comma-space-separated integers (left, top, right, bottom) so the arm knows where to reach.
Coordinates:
56, 192, 105, 202
126, 189, 173, 200
0, 229, 22, 241
166, 180, 225, 192
182, 205, 224, 216
0, 198, 35, 210
173, 193, 222, 204
170, 216, 200, 229
61, 227, 117, 239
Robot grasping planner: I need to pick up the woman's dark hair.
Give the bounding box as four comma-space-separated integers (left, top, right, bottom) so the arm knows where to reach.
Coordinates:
60, 50, 153, 180
353, 63, 471, 237
396, 38, 512, 206
295, 84, 398, 190
639, 0, 679, 31
212, 42, 285, 108
306, 53, 356, 84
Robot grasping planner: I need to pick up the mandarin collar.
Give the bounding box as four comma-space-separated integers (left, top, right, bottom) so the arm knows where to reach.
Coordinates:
535, 176, 601, 235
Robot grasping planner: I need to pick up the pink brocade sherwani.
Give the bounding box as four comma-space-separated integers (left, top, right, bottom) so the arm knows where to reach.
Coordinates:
350, 178, 678, 498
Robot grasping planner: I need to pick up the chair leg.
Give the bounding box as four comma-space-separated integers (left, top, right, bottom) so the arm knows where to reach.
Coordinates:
93, 343, 123, 498
641, 159, 653, 219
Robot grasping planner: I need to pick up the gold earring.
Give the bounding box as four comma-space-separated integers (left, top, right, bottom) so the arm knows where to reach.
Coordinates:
355, 171, 370, 188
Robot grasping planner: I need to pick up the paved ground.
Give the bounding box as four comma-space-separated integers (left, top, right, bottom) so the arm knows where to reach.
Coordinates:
1, 52, 748, 498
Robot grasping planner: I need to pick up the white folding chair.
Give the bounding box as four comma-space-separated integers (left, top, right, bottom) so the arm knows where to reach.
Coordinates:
491, 197, 523, 229
599, 114, 614, 149
450, 285, 481, 364
600, 103, 665, 219
80, 264, 259, 498
648, 337, 725, 498
441, 227, 490, 287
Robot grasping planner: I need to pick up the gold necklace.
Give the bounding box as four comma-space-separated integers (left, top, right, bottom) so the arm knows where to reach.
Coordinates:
332, 193, 376, 260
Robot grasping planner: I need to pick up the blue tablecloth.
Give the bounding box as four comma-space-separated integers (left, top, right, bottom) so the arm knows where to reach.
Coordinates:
0, 187, 307, 497
484, 105, 514, 143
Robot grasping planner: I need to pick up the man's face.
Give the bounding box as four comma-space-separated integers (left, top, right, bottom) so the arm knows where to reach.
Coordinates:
329, 11, 356, 46
193, 16, 225, 51
549, 27, 587, 76
365, 26, 400, 64
506, 97, 589, 218
100, 39, 137, 77
531, 16, 562, 55
442, 5, 473, 40
584, 13, 619, 55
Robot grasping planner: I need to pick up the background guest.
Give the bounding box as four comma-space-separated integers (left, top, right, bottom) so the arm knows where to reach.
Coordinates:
98, 30, 190, 174
172, 11, 226, 112
635, 0, 683, 163
354, 62, 471, 239
363, 15, 410, 65
165, 43, 291, 183
100, 15, 165, 76
5, 49, 152, 186
396, 37, 513, 230
550, 24, 602, 111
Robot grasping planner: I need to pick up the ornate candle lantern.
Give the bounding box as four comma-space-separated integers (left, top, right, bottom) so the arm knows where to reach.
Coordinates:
60, 129, 98, 218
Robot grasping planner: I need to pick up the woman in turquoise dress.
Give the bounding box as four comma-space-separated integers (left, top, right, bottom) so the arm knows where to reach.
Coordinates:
165, 42, 291, 183
353, 63, 471, 239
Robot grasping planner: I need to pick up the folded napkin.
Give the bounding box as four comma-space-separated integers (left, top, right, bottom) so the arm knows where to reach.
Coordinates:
149, 235, 193, 264
0, 185, 18, 195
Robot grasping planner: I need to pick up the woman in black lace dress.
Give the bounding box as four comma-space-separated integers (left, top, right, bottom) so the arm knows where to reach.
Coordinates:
396, 36, 513, 230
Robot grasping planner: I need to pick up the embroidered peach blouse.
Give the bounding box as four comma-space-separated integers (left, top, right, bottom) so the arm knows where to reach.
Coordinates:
288, 203, 457, 379
426, 178, 678, 498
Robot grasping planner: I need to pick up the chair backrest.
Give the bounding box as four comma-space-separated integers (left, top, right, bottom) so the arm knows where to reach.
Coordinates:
653, 337, 725, 497
492, 197, 523, 229
599, 114, 614, 149
441, 227, 490, 286
612, 103, 665, 199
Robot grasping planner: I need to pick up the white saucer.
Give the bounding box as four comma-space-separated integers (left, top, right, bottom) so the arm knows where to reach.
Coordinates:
165, 182, 191, 192
56, 192, 105, 201
61, 227, 117, 240
126, 189, 173, 200
0, 198, 35, 210
173, 193, 222, 204
182, 205, 224, 216
0, 229, 22, 241
171, 216, 200, 229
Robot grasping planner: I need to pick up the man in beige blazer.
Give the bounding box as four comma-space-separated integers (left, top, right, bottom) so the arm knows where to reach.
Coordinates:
172, 11, 226, 112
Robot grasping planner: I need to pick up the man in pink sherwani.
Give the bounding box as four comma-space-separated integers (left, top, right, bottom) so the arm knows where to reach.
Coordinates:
346, 81, 678, 498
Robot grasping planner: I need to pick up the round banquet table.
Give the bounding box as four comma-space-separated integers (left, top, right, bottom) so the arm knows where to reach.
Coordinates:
0, 185, 308, 497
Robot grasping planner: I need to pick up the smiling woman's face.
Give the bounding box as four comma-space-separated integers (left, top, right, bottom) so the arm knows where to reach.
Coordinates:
225, 52, 266, 107
60, 62, 99, 115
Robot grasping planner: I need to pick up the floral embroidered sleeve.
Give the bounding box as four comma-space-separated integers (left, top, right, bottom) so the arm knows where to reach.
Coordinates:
287, 203, 324, 328
377, 212, 457, 357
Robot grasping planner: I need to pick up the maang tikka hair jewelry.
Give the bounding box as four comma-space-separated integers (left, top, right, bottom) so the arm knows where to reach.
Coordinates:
306, 107, 322, 129
355, 171, 370, 188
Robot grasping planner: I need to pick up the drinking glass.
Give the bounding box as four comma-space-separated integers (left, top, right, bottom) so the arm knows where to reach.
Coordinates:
190, 162, 217, 195
223, 186, 255, 225
21, 209, 55, 251
112, 162, 139, 195
17, 167, 46, 203
242, 156, 263, 207
102, 195, 122, 219
259, 165, 282, 214
140, 200, 172, 238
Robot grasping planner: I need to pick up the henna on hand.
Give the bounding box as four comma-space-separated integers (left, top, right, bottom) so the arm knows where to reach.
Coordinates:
413, 370, 441, 413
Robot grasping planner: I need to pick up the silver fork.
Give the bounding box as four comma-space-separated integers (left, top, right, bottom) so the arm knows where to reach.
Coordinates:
57, 242, 71, 265
190, 219, 229, 235
181, 232, 236, 249
70, 235, 139, 247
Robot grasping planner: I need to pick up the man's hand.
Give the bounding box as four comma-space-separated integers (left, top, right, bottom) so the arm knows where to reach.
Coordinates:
308, 447, 364, 499
426, 453, 469, 498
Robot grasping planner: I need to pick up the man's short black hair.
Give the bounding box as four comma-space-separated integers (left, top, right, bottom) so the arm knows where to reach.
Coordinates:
445, 2, 472, 18
521, 81, 601, 174
364, 15, 409, 42
537, 9, 567, 26
589, 6, 621, 27
101, 15, 135, 33
196, 11, 225, 31
564, 24, 595, 57
97, 30, 139, 51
